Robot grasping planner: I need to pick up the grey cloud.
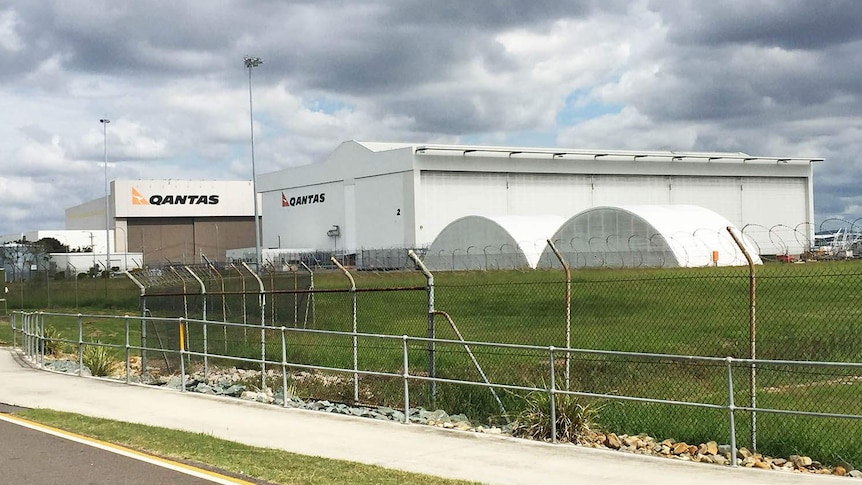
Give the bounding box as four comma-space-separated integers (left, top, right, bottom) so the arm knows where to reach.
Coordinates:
653, 0, 862, 50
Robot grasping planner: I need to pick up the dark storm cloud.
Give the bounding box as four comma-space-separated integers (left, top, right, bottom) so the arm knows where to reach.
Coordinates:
652, 0, 862, 50
627, 42, 862, 127
268, 0, 610, 95
598, 1, 862, 227
381, 0, 597, 29
616, 1, 862, 129
5, 1, 253, 82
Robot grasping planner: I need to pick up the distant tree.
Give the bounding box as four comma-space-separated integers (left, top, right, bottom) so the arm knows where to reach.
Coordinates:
37, 237, 69, 253
0, 242, 27, 281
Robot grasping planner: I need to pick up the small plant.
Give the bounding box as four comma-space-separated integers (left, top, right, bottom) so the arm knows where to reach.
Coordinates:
508, 390, 603, 443
42, 326, 66, 356
283, 381, 298, 400
82, 343, 118, 377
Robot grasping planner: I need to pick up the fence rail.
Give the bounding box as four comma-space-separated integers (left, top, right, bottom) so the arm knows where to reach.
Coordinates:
8, 310, 862, 469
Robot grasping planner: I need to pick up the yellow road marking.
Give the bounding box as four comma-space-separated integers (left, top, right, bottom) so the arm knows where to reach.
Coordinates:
0, 413, 257, 485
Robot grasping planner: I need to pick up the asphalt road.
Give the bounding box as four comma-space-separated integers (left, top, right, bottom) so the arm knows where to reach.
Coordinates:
0, 406, 246, 485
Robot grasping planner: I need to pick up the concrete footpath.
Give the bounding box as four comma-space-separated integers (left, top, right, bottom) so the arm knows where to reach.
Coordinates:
0, 348, 847, 485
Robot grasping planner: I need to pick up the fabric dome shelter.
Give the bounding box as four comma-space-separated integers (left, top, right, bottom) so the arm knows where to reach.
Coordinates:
537, 205, 762, 269
423, 215, 565, 271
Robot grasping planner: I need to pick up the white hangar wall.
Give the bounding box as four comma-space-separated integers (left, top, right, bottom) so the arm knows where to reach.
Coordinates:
259, 142, 416, 253
257, 141, 819, 257
416, 172, 811, 256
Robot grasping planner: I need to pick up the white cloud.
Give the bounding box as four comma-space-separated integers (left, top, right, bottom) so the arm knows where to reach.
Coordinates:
1, 0, 862, 235
558, 106, 699, 150
0, 9, 23, 52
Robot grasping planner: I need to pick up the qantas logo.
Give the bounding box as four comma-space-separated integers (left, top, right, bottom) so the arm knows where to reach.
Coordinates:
131, 188, 148, 205
132, 187, 220, 206
282, 192, 325, 207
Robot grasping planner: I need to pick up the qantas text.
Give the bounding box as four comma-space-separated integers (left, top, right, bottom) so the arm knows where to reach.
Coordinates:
148, 195, 220, 205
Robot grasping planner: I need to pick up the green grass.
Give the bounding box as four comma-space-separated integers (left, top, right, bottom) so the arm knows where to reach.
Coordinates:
17, 409, 478, 485
8, 260, 862, 468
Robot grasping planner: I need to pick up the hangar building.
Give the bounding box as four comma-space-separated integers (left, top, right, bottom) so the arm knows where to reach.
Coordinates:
66, 180, 259, 266
257, 141, 820, 263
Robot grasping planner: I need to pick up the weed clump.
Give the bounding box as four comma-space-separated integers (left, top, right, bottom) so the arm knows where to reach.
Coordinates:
509, 391, 603, 443
82, 343, 118, 377
42, 326, 66, 356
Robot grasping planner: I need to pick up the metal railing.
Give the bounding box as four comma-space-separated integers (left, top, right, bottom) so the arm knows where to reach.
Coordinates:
9, 310, 862, 469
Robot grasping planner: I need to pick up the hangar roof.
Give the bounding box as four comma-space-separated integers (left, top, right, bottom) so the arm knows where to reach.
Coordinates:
357, 140, 823, 165
258, 140, 821, 193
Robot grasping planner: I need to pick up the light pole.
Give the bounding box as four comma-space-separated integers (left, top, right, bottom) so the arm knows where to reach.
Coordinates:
100, 118, 111, 280
244, 55, 263, 273
214, 223, 220, 263
87, 231, 96, 274
115, 225, 128, 271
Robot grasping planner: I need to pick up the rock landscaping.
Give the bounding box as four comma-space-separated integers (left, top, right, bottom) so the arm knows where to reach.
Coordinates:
585, 432, 860, 477
39, 357, 862, 478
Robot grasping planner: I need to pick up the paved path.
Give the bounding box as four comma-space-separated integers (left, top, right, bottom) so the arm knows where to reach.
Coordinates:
0, 409, 252, 484
0, 348, 849, 485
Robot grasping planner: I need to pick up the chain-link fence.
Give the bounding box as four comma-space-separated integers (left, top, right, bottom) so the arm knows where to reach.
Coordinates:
111, 251, 862, 465
128, 262, 316, 375
9, 222, 862, 469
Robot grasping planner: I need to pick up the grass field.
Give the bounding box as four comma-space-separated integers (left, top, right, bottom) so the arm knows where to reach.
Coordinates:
5, 259, 862, 467
17, 409, 477, 485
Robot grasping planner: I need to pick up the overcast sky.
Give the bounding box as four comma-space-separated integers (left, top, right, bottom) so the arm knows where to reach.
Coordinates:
2, 0, 861, 236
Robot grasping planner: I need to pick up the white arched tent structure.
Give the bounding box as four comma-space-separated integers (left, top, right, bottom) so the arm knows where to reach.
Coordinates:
423, 215, 565, 271
537, 205, 762, 269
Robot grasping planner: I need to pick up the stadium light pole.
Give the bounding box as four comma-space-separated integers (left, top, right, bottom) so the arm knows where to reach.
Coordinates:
244, 55, 263, 273
100, 119, 111, 282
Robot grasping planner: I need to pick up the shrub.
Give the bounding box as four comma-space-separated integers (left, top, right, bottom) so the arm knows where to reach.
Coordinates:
42, 326, 66, 356
82, 343, 118, 377
509, 390, 603, 443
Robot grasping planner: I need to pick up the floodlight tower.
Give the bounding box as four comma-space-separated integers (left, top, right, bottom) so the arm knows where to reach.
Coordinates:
100, 118, 111, 280
244, 55, 263, 273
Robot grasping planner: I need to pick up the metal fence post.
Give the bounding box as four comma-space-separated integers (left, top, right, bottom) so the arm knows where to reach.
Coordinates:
727, 226, 757, 450
726, 356, 738, 467
204, 258, 228, 349
186, 267, 208, 378
77, 313, 84, 377
27, 312, 32, 358
408, 250, 436, 402
403, 335, 410, 424
299, 262, 315, 328
547, 239, 572, 391
32, 312, 38, 360
331, 257, 359, 402
242, 261, 267, 391
20, 313, 25, 357
28, 312, 33, 359
124, 315, 131, 384
39, 312, 45, 368
124, 270, 147, 374
549, 346, 557, 444
281, 326, 288, 408
179, 317, 186, 393
11, 312, 17, 349
21, 313, 26, 357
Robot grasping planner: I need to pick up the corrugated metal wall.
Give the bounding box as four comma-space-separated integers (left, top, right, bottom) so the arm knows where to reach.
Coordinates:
419, 171, 809, 253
